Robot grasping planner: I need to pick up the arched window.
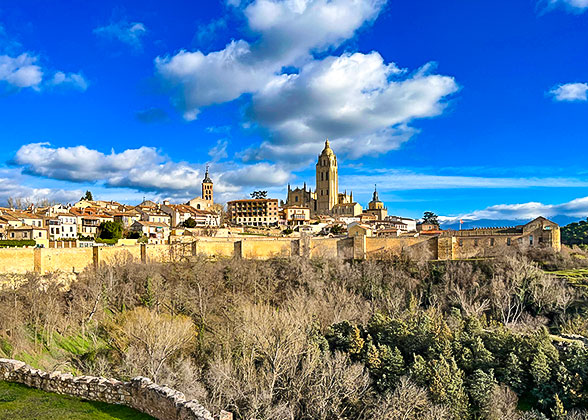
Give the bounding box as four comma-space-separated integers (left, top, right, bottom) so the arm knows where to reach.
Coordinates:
197, 204, 201, 209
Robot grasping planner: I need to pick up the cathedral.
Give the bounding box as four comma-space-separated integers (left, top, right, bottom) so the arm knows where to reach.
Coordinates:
285, 140, 362, 216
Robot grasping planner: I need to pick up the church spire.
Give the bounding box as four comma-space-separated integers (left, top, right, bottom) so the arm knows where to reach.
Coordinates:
373, 184, 379, 201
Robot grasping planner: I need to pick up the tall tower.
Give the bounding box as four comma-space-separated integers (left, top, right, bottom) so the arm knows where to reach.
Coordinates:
315, 139, 338, 214
202, 166, 213, 204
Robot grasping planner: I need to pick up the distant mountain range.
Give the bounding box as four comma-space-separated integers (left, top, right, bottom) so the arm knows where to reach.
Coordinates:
440, 215, 583, 230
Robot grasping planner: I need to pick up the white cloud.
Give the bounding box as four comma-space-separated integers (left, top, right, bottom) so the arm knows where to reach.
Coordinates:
155, 40, 273, 120
0, 53, 43, 89
340, 169, 588, 193
549, 82, 588, 101
156, 0, 457, 165
11, 143, 291, 200
0, 169, 82, 207
246, 53, 457, 161
543, 0, 588, 12
441, 196, 588, 222
50, 71, 88, 91
155, 0, 386, 119
94, 21, 147, 49
208, 139, 229, 161
221, 162, 290, 187
0, 53, 87, 92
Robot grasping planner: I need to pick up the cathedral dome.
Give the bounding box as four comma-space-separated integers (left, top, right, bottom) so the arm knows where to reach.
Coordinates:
321, 139, 335, 156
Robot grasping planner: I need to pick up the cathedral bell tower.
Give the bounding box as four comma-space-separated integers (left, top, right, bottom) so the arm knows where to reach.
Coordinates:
315, 139, 338, 214
202, 166, 213, 204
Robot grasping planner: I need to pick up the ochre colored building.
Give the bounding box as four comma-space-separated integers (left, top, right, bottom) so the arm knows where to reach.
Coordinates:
437, 217, 561, 260
285, 140, 360, 216
227, 199, 280, 227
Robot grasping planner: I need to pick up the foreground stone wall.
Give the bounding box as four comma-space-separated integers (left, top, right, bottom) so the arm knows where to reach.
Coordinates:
0, 358, 213, 420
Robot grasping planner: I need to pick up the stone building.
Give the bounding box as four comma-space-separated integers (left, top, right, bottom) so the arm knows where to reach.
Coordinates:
286, 183, 316, 211
282, 206, 311, 226
363, 185, 388, 220
285, 140, 361, 216
188, 167, 214, 210
227, 198, 280, 227
437, 217, 561, 260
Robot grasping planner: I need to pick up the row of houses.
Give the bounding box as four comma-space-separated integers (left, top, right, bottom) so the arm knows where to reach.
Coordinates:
0, 198, 220, 245
226, 198, 419, 237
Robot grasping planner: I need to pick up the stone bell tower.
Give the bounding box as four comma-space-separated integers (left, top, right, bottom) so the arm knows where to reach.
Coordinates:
315, 139, 338, 214
202, 166, 213, 204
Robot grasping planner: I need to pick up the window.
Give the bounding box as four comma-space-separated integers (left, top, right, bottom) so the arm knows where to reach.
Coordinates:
507, 238, 511, 246
474, 239, 479, 247
529, 235, 534, 246
490, 238, 495, 246
459, 239, 463, 246
295, 196, 298, 202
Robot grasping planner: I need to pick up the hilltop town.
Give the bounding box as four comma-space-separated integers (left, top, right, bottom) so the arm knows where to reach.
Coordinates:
0, 140, 561, 260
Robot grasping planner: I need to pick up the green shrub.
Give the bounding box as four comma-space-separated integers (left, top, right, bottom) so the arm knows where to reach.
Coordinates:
0, 240, 36, 248
95, 238, 118, 245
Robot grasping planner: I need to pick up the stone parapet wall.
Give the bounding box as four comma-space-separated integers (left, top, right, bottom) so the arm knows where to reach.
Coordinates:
0, 358, 213, 420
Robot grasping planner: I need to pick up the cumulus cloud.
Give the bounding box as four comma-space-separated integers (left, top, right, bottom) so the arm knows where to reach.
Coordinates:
49, 71, 88, 91
441, 196, 588, 222
549, 82, 588, 101
246, 54, 457, 161
94, 21, 147, 49
0, 52, 87, 92
0, 53, 43, 89
11, 143, 291, 199
155, 0, 386, 119
156, 0, 457, 164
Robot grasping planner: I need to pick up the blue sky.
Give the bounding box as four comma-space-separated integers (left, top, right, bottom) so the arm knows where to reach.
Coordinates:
1, 0, 588, 222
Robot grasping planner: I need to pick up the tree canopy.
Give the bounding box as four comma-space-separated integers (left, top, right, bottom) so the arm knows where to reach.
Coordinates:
98, 221, 123, 240
562, 218, 588, 246
422, 211, 440, 226
81, 190, 93, 201
250, 190, 268, 199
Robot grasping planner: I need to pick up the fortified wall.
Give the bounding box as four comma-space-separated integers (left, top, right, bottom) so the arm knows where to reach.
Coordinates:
0, 235, 437, 274
0, 358, 213, 420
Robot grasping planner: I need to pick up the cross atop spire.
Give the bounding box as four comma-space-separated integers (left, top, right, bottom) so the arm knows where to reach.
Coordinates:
202, 165, 213, 184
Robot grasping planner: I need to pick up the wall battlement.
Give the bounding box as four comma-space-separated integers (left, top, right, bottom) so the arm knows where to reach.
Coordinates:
0, 358, 213, 420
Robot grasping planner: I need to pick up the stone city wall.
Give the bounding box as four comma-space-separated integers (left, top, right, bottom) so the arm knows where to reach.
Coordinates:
0, 236, 442, 275
0, 358, 213, 420
0, 247, 35, 274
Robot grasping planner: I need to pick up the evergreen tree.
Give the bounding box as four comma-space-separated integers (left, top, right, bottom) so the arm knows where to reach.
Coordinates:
428, 355, 470, 419
502, 352, 524, 393
467, 369, 496, 413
